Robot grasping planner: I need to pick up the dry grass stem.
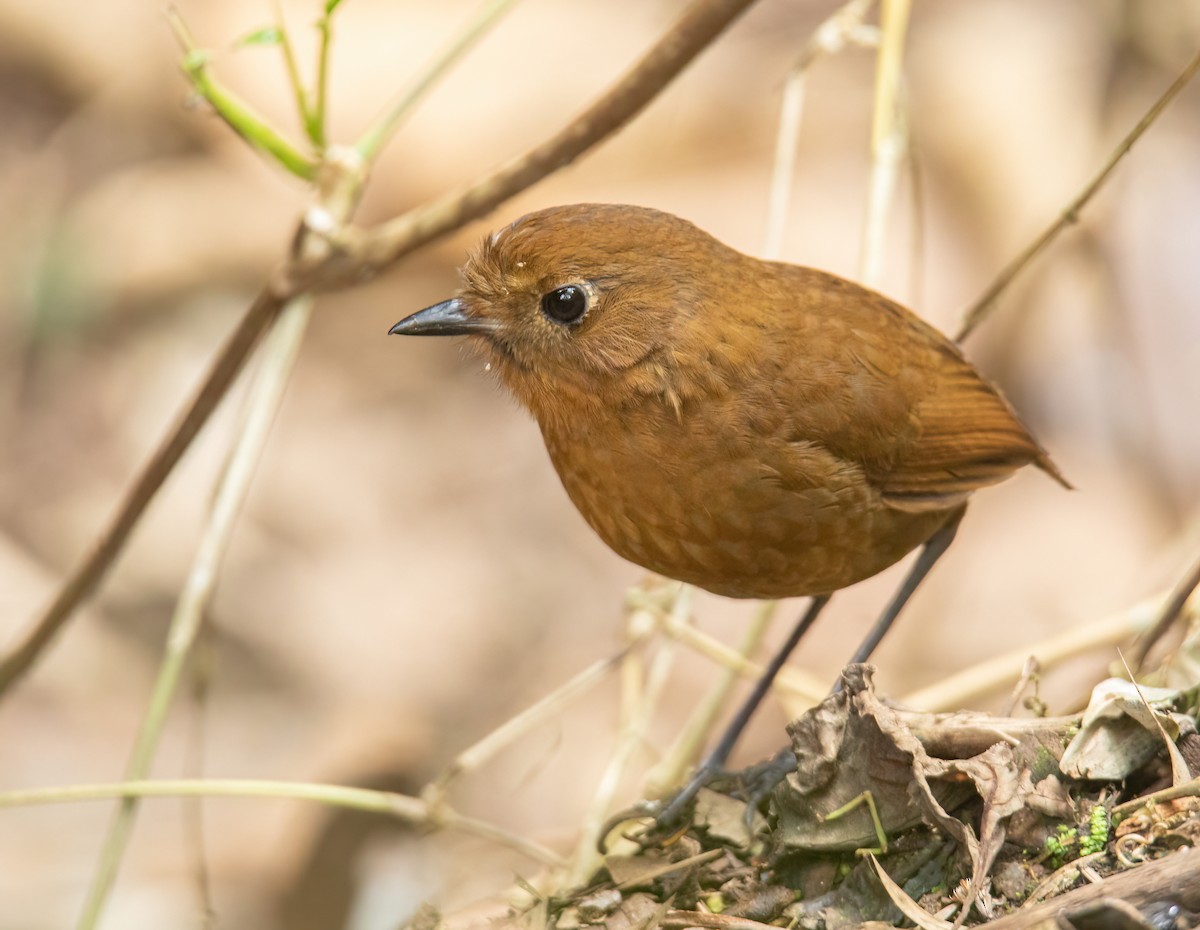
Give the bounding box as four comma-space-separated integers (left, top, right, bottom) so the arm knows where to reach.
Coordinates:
643, 600, 779, 798
0, 778, 563, 869
859, 0, 911, 286
426, 651, 629, 804
356, 0, 527, 161
74, 295, 316, 930
567, 587, 693, 887
900, 597, 1160, 711
763, 0, 877, 260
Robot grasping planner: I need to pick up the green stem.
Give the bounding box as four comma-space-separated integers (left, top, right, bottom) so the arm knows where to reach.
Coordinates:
169, 10, 316, 180
272, 0, 318, 144
310, 6, 336, 148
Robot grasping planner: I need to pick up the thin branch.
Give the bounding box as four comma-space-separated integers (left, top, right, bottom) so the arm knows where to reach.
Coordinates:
956, 48, 1200, 343
0, 0, 761, 697
661, 911, 783, 930
335, 0, 763, 285
0, 283, 287, 696
1132, 551, 1200, 668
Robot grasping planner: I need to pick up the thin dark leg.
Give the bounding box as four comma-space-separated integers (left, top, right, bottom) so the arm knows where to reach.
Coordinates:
653, 593, 832, 825
702, 592, 832, 769
738, 506, 968, 813
838, 504, 966, 677
644, 506, 967, 838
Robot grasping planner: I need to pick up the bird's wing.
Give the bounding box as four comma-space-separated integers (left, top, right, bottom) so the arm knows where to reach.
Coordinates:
875, 351, 1064, 513
771, 270, 1068, 513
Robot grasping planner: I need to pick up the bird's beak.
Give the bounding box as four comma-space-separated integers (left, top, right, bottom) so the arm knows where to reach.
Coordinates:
388, 298, 493, 337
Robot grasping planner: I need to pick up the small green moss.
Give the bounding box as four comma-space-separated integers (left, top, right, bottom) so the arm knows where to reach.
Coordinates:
1044, 824, 1078, 868
1080, 805, 1110, 856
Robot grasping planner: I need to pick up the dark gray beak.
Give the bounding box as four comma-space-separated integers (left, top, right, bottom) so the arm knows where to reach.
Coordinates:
388, 298, 492, 337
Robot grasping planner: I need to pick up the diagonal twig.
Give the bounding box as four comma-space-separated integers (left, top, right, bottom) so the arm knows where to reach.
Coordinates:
323, 0, 763, 285
0, 0, 763, 698
956, 48, 1200, 343
1132, 551, 1200, 669
0, 282, 288, 695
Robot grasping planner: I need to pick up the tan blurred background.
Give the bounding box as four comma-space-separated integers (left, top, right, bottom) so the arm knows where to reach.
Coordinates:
1, 0, 1198, 927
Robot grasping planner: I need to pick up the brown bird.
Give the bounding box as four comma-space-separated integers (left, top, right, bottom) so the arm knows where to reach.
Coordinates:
390, 203, 1067, 810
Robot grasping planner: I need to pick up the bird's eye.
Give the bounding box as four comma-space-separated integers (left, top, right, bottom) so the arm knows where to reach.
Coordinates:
540, 285, 588, 326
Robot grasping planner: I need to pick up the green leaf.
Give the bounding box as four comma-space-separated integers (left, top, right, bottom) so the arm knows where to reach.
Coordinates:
324, 0, 345, 15
237, 25, 283, 47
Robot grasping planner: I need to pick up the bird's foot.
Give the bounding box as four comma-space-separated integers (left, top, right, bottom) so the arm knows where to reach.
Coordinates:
731, 747, 797, 815
598, 748, 799, 853
597, 762, 720, 853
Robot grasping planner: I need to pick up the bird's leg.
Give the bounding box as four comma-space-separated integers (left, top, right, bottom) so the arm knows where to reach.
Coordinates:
839, 503, 966, 673
648, 593, 832, 828
622, 506, 967, 845
735, 505, 969, 817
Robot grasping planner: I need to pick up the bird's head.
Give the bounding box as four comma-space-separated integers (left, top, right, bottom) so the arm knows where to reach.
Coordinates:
390, 204, 740, 423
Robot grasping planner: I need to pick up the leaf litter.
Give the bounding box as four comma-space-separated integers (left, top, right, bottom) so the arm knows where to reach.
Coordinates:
410, 658, 1200, 930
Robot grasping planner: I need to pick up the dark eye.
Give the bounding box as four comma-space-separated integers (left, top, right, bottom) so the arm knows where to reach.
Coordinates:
540, 285, 588, 325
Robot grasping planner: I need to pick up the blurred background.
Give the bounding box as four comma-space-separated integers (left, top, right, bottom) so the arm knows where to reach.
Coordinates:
1, 0, 1198, 927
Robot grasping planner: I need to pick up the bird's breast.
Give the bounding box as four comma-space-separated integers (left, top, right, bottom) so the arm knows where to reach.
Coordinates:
539, 397, 950, 600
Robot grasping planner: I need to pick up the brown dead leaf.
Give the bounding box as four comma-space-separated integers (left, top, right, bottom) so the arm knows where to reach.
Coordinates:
774, 668, 973, 852
774, 664, 1059, 916
866, 854, 954, 930
603, 893, 670, 930
1059, 678, 1195, 780
693, 787, 765, 850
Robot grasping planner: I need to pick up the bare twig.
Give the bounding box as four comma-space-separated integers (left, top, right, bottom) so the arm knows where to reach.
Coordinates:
0, 283, 287, 695
0, 0, 762, 697
1112, 776, 1200, 824
337, 0, 763, 284
956, 48, 1200, 343
1132, 551, 1200, 668
660, 911, 785, 930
